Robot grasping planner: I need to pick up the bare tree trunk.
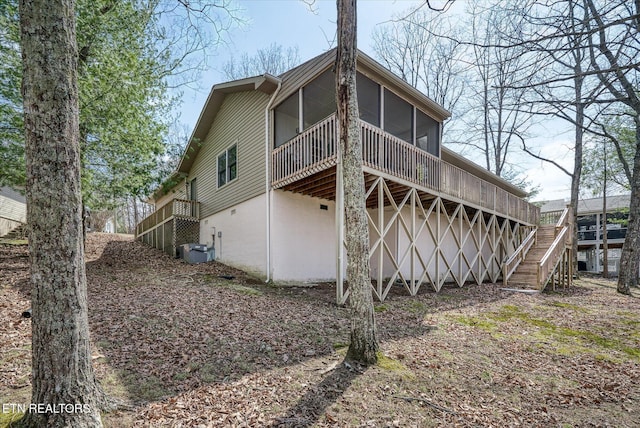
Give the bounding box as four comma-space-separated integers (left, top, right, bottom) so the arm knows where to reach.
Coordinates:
336, 0, 378, 365
618, 121, 640, 293
19, 0, 103, 426
570, 73, 585, 280
132, 197, 139, 237
602, 143, 609, 279
582, 0, 639, 294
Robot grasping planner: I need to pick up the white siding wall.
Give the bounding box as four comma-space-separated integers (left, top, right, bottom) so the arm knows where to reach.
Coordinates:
270, 190, 339, 282
199, 194, 267, 278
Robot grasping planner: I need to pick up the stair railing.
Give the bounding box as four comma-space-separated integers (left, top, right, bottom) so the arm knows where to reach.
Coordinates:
537, 206, 572, 289
503, 228, 536, 285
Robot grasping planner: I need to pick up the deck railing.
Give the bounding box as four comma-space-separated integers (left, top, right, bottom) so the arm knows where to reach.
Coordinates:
272, 113, 540, 225
136, 198, 199, 237
540, 209, 565, 225
272, 114, 338, 187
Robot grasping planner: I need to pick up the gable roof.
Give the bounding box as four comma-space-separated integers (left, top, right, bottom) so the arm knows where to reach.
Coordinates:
0, 186, 26, 223
177, 74, 280, 175
0, 186, 25, 204
272, 48, 451, 122
539, 194, 630, 214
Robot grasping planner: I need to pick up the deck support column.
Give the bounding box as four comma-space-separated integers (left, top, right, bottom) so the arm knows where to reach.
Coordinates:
377, 179, 384, 299
410, 189, 416, 295
436, 197, 441, 291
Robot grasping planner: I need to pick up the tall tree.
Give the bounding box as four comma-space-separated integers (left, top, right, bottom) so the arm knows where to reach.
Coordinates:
336, 0, 378, 365
222, 42, 300, 79
372, 9, 466, 137
0, 0, 25, 189
583, 0, 640, 294
515, 0, 594, 276
464, 0, 534, 179
19, 0, 103, 425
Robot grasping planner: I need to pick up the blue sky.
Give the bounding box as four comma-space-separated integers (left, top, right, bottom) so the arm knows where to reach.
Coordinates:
179, 0, 431, 123
175, 0, 575, 202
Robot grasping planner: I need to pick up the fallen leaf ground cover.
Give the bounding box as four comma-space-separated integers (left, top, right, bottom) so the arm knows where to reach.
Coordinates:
1, 233, 639, 427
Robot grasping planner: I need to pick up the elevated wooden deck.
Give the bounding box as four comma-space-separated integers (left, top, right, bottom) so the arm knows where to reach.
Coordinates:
272, 114, 539, 226
136, 199, 200, 255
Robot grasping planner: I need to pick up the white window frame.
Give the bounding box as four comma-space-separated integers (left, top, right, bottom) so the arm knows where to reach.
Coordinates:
217, 143, 238, 188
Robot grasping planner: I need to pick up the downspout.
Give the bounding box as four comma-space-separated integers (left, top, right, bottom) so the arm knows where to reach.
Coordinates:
265, 79, 282, 283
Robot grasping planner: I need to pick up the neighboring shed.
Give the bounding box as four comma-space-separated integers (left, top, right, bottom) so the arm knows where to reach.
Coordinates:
539, 194, 630, 274
0, 187, 27, 238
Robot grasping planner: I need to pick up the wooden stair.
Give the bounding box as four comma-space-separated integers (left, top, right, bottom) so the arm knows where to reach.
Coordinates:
1, 223, 27, 240
507, 225, 557, 289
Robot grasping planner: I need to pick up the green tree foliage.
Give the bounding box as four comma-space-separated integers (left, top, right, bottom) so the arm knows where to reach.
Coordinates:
0, 0, 25, 189
2, 0, 239, 209
1, 0, 170, 207
75, 0, 172, 209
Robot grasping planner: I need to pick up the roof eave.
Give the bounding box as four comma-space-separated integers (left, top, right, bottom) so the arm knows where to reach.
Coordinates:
176, 74, 281, 175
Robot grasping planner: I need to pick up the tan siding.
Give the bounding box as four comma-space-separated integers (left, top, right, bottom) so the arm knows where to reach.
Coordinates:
154, 178, 186, 210
189, 91, 269, 218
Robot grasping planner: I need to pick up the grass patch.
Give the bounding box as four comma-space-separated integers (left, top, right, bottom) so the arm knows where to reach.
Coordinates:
437, 293, 462, 302
406, 300, 428, 315
332, 342, 348, 350
0, 238, 27, 246
452, 315, 498, 331
449, 304, 640, 361
0, 347, 30, 365
225, 283, 263, 296
489, 305, 640, 360
376, 353, 415, 380
0, 410, 24, 427
550, 301, 589, 313
200, 274, 263, 296
616, 310, 638, 318
374, 304, 388, 313
128, 375, 171, 402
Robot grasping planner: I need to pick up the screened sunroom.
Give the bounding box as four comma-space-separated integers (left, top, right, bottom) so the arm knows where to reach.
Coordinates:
274, 67, 441, 157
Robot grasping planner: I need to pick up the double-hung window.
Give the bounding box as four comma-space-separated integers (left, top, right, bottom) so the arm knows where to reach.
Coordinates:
217, 144, 237, 187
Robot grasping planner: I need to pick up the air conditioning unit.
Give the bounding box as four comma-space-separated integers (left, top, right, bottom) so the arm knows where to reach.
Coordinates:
180, 243, 215, 264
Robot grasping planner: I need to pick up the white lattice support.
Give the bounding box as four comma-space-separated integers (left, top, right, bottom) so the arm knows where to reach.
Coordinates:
490, 218, 510, 283
456, 208, 482, 286
376, 178, 385, 299
409, 190, 417, 295
338, 172, 537, 303
478, 214, 497, 283
172, 219, 176, 257
438, 203, 461, 288
412, 194, 434, 294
